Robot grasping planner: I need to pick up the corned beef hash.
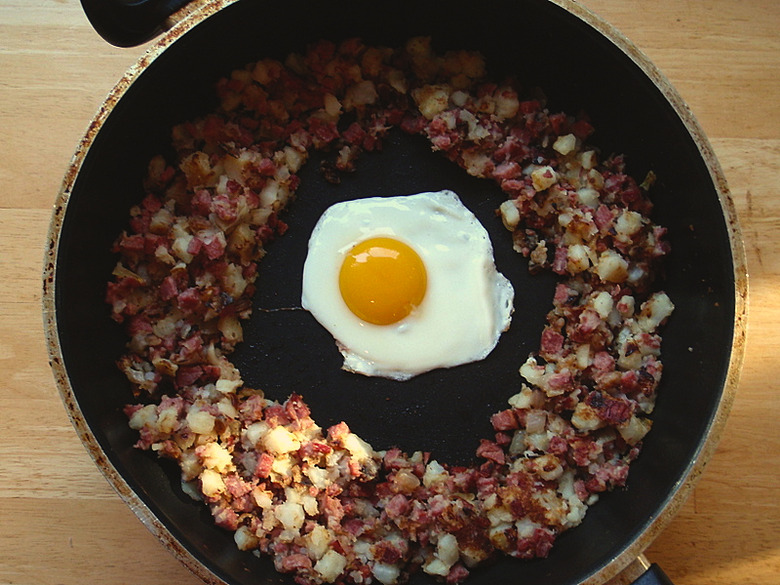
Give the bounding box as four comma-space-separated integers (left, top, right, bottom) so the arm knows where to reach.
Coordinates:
106, 37, 674, 585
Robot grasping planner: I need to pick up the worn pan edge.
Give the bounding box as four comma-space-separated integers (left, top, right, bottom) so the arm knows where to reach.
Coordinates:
41, 1, 748, 584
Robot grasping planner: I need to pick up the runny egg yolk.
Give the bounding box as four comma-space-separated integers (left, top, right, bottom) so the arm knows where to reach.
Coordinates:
339, 237, 427, 325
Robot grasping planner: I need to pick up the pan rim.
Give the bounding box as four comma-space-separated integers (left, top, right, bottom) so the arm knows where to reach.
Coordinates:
41, 1, 748, 584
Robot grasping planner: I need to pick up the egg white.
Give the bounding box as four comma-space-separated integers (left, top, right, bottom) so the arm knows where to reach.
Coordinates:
301, 190, 514, 381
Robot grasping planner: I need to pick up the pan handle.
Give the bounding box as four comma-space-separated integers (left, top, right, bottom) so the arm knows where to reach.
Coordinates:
630, 561, 675, 585
80, 0, 194, 47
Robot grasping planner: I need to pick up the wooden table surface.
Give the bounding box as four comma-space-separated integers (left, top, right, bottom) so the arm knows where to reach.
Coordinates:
1, 1, 777, 584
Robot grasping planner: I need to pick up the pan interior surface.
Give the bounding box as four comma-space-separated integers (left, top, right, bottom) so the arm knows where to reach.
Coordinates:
51, 1, 738, 584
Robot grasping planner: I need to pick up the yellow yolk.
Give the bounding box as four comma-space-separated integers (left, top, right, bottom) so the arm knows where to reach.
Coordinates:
339, 237, 427, 325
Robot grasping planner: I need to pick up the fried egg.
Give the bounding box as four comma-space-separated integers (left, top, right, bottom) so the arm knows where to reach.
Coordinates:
301, 190, 514, 381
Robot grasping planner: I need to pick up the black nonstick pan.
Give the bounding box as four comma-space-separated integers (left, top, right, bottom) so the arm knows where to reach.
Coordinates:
43, 1, 747, 584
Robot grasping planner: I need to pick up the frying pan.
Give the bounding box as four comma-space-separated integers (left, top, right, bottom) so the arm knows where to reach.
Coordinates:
43, 1, 748, 584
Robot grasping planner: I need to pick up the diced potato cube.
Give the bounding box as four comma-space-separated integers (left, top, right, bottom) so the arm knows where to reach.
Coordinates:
615, 210, 644, 239
499, 200, 520, 231
531, 165, 558, 191
314, 550, 348, 583
372, 563, 401, 585
128, 404, 157, 430
618, 415, 653, 445
553, 133, 577, 155
234, 525, 259, 551
344, 80, 378, 110
171, 233, 195, 263
323, 93, 342, 117
423, 558, 449, 577
637, 292, 675, 332
580, 150, 598, 170
422, 460, 448, 488
199, 469, 225, 497
263, 426, 301, 455
567, 244, 591, 273
343, 433, 375, 462
571, 402, 603, 431
591, 291, 614, 319
218, 313, 244, 347
243, 421, 269, 448
412, 85, 451, 119
215, 377, 242, 395
519, 356, 544, 387
461, 151, 492, 178
494, 87, 520, 119
436, 533, 459, 566
275, 501, 305, 531
508, 385, 534, 409
199, 442, 233, 472
576, 187, 600, 208
186, 408, 215, 435
304, 524, 331, 560
595, 250, 629, 283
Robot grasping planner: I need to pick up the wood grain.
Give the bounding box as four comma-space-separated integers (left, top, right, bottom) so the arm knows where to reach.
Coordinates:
0, 1, 777, 584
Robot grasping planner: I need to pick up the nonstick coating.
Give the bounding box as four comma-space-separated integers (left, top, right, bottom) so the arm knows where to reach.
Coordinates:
50, 1, 741, 584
